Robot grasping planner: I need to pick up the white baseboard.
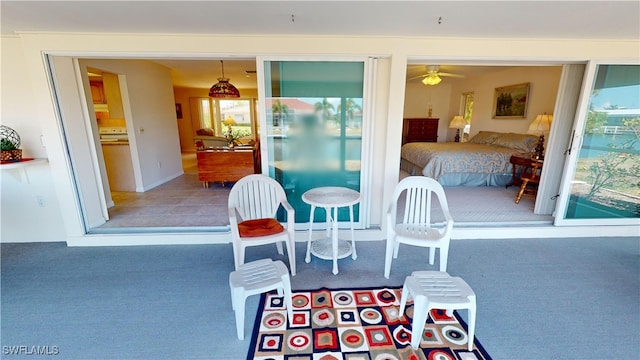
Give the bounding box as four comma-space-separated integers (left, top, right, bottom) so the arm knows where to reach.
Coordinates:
136, 171, 184, 192
62, 224, 639, 246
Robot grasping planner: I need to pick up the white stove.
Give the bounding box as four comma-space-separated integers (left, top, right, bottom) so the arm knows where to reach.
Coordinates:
99, 127, 128, 142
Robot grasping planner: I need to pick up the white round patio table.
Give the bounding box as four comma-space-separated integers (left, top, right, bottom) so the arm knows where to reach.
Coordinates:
302, 186, 360, 275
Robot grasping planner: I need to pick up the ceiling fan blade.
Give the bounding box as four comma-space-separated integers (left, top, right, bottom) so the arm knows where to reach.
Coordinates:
438, 72, 464, 78
407, 74, 428, 80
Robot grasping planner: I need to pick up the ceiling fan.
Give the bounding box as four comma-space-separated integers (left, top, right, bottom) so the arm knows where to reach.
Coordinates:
408, 65, 464, 85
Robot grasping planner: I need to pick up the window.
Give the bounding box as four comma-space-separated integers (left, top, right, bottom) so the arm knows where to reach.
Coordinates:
218, 99, 255, 140
193, 98, 257, 140
199, 98, 213, 129
460, 92, 474, 142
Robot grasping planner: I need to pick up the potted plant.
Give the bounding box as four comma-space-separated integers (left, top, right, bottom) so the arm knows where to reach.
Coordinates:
1, 125, 23, 163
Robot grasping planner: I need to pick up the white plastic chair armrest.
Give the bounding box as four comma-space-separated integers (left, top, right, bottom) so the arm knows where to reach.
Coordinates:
281, 199, 294, 213
281, 200, 295, 229
228, 206, 239, 224
386, 203, 397, 227
446, 218, 454, 229
228, 206, 241, 236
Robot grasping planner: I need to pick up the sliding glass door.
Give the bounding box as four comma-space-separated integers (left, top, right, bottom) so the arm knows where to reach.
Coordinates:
259, 60, 367, 226
556, 63, 640, 225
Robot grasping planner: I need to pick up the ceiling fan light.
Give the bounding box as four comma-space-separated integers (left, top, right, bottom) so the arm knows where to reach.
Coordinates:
422, 74, 442, 86
209, 60, 240, 98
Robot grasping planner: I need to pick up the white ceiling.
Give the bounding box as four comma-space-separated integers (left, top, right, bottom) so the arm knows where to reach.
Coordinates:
151, 59, 259, 90
3, 1, 639, 39
3, 1, 638, 89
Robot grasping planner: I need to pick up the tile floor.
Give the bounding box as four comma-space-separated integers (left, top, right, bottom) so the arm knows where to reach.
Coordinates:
99, 153, 231, 229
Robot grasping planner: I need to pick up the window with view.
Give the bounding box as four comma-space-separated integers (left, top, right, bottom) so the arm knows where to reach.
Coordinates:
193, 98, 258, 142
460, 92, 474, 142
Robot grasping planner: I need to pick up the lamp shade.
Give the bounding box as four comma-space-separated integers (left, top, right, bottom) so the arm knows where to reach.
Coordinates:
528, 114, 553, 135
449, 115, 466, 129
223, 116, 237, 126
422, 74, 442, 86
209, 60, 240, 98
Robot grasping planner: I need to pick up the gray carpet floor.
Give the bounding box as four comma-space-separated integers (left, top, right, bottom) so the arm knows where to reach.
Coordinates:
2, 237, 638, 359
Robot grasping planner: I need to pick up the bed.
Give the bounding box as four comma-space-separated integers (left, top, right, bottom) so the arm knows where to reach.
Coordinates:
400, 131, 539, 186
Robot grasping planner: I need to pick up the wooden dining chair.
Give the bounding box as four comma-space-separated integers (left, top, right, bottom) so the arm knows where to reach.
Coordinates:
515, 159, 543, 204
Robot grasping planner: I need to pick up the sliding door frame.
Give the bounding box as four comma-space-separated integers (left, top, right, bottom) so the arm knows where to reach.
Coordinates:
554, 59, 640, 226
256, 56, 376, 230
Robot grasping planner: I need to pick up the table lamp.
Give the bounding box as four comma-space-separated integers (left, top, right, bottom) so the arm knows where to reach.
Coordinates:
528, 113, 553, 159
449, 115, 466, 142
223, 116, 237, 146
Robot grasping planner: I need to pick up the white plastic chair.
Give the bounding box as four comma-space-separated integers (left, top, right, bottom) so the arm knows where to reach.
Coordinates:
398, 271, 476, 350
229, 259, 293, 340
384, 176, 454, 279
228, 174, 296, 275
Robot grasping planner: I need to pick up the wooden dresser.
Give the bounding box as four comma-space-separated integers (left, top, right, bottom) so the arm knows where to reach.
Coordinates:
196, 145, 260, 187
402, 118, 439, 144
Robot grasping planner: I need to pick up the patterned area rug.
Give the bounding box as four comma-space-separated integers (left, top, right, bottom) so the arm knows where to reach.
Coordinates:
247, 286, 492, 359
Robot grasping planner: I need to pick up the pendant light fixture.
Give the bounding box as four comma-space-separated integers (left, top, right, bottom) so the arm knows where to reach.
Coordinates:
209, 60, 240, 98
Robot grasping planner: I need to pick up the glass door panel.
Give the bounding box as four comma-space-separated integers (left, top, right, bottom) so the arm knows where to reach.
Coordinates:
561, 64, 640, 221
262, 60, 364, 223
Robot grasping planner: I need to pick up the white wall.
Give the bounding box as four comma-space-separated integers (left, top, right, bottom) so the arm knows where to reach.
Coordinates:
174, 87, 205, 152
1, 37, 66, 242
78, 59, 183, 191
403, 66, 563, 143
403, 81, 453, 142
1, 32, 638, 243
448, 66, 563, 140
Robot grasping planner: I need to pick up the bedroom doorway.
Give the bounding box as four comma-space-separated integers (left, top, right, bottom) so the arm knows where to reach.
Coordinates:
402, 62, 577, 221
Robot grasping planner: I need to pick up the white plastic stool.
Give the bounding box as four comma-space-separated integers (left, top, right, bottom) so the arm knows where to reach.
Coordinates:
398, 271, 476, 351
229, 259, 293, 340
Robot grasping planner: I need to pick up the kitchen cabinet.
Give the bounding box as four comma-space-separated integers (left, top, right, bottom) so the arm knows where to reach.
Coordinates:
90, 81, 106, 104
102, 143, 135, 192
402, 118, 439, 144
90, 75, 125, 120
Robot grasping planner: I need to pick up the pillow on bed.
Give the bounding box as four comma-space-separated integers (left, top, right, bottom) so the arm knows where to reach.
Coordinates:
468, 131, 501, 144
492, 132, 539, 153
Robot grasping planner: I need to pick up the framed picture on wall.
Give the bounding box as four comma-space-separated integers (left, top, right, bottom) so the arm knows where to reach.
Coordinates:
492, 82, 530, 119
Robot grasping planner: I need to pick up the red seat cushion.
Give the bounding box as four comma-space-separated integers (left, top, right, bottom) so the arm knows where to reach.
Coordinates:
238, 218, 284, 237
